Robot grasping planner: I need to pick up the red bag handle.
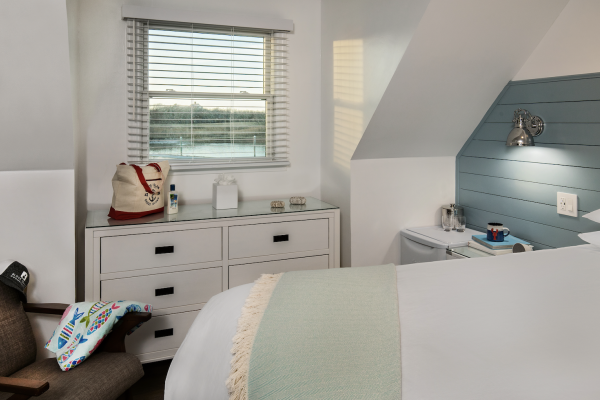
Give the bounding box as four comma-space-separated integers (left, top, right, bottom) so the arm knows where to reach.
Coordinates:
128, 163, 162, 194
147, 162, 162, 173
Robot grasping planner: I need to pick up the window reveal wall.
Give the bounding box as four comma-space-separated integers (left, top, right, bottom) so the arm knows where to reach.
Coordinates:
456, 73, 600, 249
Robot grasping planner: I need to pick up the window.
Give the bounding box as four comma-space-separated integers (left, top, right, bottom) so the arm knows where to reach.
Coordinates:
126, 20, 288, 169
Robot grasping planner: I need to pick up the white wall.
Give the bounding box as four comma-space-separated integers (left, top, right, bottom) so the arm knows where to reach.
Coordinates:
0, 171, 75, 359
0, 0, 74, 171
320, 0, 431, 267
0, 0, 75, 359
351, 157, 455, 267
70, 0, 321, 296
513, 0, 600, 81
352, 0, 568, 160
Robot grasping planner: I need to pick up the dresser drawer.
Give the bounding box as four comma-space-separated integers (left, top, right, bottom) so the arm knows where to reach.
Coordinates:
229, 255, 329, 288
125, 310, 199, 356
229, 219, 329, 259
101, 228, 222, 273
101, 267, 222, 310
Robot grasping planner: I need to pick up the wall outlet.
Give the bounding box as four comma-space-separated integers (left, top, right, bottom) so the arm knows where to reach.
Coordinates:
557, 192, 577, 217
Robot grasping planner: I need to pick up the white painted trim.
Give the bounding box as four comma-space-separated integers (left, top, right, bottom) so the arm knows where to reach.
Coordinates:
169, 161, 291, 172
169, 167, 289, 176
121, 5, 294, 32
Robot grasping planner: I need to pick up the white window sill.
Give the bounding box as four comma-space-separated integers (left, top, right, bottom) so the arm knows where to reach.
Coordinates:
167, 160, 290, 175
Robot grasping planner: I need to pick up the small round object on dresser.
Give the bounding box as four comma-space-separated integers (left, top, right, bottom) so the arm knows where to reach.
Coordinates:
289, 196, 306, 205
270, 200, 285, 208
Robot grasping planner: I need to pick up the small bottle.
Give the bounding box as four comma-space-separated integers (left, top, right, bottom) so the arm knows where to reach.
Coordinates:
167, 184, 178, 214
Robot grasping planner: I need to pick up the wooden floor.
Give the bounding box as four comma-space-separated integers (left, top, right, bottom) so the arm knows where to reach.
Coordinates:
129, 359, 172, 400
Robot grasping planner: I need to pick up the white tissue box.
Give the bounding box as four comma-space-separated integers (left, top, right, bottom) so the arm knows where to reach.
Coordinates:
212, 183, 238, 209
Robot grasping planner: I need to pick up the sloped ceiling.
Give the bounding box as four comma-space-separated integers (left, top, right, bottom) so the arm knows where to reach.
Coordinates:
351, 0, 569, 160
513, 0, 600, 81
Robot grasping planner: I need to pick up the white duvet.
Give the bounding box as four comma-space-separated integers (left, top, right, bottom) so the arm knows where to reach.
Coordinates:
165, 244, 600, 399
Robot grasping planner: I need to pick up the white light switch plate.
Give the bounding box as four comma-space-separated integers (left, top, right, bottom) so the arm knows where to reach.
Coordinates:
557, 192, 577, 217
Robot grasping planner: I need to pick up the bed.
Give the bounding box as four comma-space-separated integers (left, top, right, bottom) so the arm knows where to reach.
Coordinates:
165, 244, 600, 399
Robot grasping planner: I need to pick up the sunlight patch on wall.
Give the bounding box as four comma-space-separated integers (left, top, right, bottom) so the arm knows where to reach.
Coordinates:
333, 39, 364, 169
334, 106, 363, 168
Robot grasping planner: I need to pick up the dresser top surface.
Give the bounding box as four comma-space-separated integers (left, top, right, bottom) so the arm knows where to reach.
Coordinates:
86, 197, 338, 229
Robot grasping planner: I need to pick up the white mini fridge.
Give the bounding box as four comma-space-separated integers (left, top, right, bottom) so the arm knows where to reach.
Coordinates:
400, 225, 482, 265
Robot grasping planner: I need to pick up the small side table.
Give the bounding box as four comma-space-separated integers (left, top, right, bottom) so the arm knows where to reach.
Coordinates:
446, 246, 493, 260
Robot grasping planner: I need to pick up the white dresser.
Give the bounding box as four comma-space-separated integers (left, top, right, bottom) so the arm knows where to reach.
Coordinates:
85, 197, 339, 363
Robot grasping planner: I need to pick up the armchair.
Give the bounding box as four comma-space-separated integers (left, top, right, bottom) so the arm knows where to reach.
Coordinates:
0, 284, 151, 400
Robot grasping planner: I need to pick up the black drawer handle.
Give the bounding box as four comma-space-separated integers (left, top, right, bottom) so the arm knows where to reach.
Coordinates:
155, 246, 174, 255
273, 234, 289, 243
155, 328, 173, 338
155, 287, 174, 297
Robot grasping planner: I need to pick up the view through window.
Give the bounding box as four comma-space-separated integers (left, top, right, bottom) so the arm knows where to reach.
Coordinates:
127, 21, 288, 168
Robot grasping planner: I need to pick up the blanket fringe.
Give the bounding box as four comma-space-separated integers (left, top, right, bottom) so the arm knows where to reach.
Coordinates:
226, 273, 283, 400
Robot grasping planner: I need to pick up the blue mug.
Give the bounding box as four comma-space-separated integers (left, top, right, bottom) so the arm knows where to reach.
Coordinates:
487, 223, 510, 242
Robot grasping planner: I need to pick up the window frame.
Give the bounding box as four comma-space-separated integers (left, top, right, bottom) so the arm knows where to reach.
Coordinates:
126, 19, 289, 171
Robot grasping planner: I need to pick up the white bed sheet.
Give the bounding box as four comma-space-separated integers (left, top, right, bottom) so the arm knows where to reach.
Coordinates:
398, 244, 600, 400
165, 245, 600, 399
165, 283, 253, 400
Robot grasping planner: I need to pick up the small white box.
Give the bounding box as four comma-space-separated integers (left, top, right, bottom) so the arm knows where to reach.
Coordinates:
212, 183, 238, 209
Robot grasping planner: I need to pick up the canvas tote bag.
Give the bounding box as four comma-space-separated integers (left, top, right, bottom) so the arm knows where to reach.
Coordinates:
108, 161, 170, 220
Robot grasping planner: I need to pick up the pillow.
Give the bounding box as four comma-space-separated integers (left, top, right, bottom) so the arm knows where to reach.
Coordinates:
582, 209, 600, 223
579, 231, 600, 247
45, 300, 152, 371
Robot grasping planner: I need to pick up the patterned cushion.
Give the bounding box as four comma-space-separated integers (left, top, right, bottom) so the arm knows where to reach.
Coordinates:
0, 352, 143, 400
45, 301, 152, 371
0, 282, 36, 377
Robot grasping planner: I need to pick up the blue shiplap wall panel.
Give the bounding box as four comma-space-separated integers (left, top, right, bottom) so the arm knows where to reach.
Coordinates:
488, 102, 600, 123
500, 76, 600, 104
456, 73, 600, 249
460, 157, 600, 192
459, 173, 600, 213
463, 141, 600, 169
459, 190, 599, 233
476, 122, 600, 145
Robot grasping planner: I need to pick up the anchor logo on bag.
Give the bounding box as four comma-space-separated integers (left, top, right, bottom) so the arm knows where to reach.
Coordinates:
144, 183, 161, 206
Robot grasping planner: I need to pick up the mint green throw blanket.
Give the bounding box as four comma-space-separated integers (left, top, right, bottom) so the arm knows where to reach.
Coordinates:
236, 265, 402, 400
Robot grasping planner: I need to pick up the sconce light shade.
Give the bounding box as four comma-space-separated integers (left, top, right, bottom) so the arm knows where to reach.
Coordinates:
506, 122, 534, 146
506, 109, 543, 147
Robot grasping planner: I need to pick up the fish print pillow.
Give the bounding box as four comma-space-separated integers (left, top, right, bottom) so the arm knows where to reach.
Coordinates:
45, 301, 152, 371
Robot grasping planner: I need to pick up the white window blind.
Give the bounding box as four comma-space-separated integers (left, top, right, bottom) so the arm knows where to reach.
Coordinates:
126, 19, 289, 170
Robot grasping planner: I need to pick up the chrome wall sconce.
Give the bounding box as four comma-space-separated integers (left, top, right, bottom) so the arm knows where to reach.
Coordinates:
506, 108, 544, 146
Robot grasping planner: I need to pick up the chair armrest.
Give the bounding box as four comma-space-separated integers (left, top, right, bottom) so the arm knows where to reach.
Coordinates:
0, 376, 49, 397
99, 312, 152, 353
23, 303, 69, 316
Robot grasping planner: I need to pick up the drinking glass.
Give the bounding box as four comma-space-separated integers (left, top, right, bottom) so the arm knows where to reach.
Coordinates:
456, 216, 466, 232
442, 211, 453, 231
